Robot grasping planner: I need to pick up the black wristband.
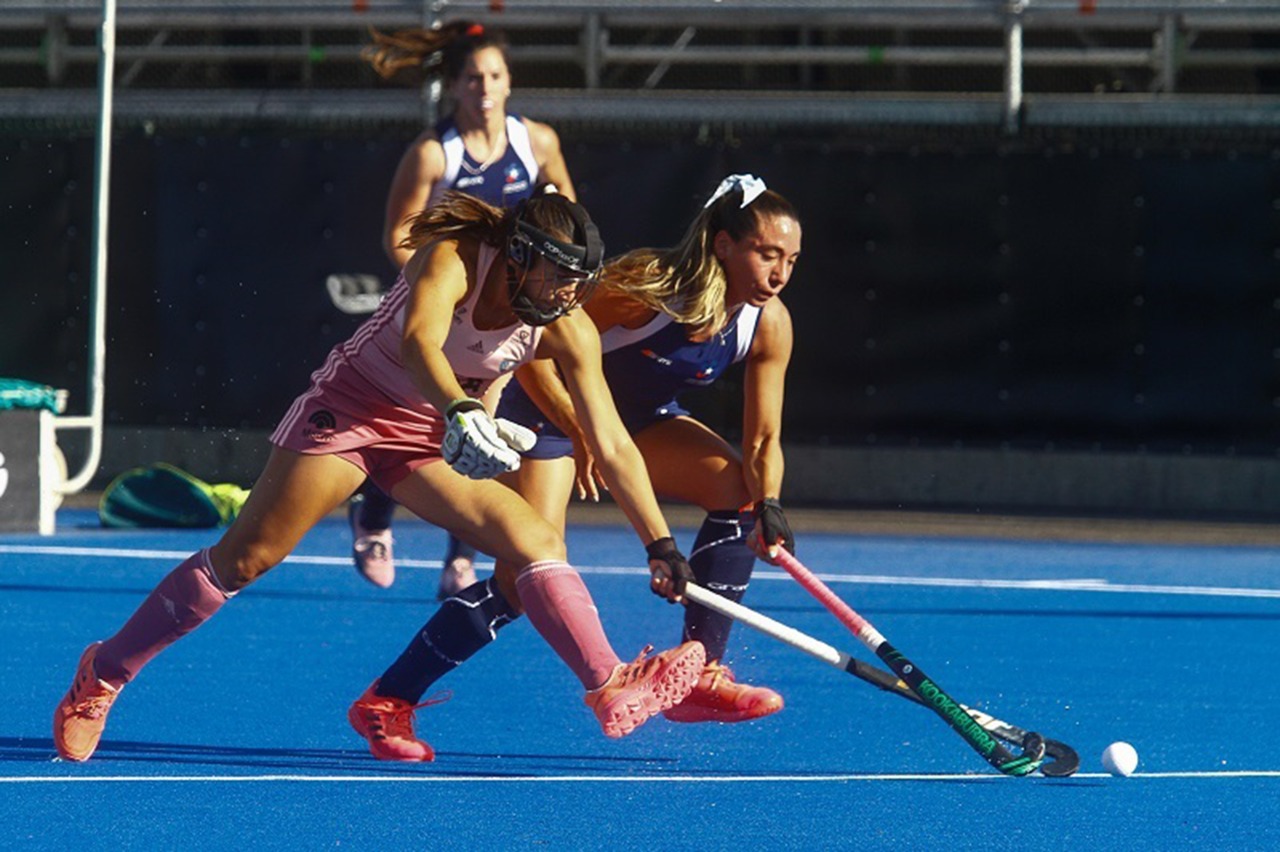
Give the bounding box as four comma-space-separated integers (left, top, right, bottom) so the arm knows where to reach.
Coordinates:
645, 536, 691, 602
753, 497, 796, 557
645, 536, 678, 559
753, 497, 784, 518
444, 398, 485, 419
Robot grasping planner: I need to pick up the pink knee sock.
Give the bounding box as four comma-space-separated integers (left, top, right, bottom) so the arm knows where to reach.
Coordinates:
515, 561, 621, 690
94, 549, 233, 687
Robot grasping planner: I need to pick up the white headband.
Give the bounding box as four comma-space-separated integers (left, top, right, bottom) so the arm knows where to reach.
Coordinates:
703, 173, 767, 209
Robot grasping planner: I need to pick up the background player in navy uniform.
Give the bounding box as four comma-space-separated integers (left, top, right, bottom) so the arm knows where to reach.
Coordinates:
355, 175, 803, 746
351, 21, 577, 595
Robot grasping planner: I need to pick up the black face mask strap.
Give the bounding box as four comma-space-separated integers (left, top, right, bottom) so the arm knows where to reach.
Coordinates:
509, 199, 604, 276
505, 198, 605, 326
560, 198, 603, 273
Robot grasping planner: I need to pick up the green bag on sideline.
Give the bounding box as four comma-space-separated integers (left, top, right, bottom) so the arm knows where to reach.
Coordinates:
0, 377, 65, 413
99, 463, 249, 529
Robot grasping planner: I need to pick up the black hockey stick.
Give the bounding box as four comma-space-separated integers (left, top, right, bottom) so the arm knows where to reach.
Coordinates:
773, 548, 1047, 776
831, 649, 1078, 777
683, 575, 1071, 776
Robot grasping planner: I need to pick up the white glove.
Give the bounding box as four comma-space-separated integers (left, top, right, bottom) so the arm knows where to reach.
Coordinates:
494, 417, 537, 454
441, 399, 534, 479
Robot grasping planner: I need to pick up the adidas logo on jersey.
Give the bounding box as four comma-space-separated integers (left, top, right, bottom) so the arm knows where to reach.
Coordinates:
467, 341, 485, 353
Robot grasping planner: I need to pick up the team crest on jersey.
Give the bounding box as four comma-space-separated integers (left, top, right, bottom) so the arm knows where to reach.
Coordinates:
687, 365, 718, 386
502, 163, 529, 195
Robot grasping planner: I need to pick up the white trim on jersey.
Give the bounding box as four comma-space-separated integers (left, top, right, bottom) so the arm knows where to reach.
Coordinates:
506, 117, 537, 178
428, 115, 539, 209
437, 133, 464, 194
598, 311, 673, 354
730, 304, 762, 362
598, 303, 762, 364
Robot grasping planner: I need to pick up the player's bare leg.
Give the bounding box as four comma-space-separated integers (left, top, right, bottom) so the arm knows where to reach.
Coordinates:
347, 459, 700, 758
54, 450, 365, 761
634, 417, 784, 723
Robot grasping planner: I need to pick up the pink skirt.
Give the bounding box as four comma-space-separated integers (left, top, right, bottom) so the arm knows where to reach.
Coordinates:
270, 349, 446, 491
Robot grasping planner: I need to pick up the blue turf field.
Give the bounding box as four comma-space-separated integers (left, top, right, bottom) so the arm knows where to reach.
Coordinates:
3, 508, 1279, 849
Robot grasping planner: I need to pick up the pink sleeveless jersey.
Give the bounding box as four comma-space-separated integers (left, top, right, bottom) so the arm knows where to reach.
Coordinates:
270, 243, 541, 488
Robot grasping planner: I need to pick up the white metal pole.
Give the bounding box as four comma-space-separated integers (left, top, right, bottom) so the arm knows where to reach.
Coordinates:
422, 0, 446, 126
1159, 14, 1180, 94
1003, 0, 1025, 135
56, 0, 115, 494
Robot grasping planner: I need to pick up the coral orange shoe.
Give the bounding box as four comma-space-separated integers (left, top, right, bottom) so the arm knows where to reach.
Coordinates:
584, 641, 706, 738
349, 500, 395, 589
663, 662, 784, 724
348, 681, 447, 762
53, 643, 122, 762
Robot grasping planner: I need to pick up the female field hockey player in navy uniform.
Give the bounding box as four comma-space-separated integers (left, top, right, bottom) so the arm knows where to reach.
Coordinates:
351, 20, 578, 595
351, 175, 801, 758
53, 192, 705, 763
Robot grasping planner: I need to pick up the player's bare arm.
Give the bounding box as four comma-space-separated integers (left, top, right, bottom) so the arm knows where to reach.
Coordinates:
384, 132, 447, 267
742, 296, 793, 505
538, 310, 671, 545
525, 118, 576, 201
399, 240, 475, 410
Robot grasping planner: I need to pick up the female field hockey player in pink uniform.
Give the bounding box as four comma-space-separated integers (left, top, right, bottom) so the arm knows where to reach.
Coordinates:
351, 20, 578, 595
349, 175, 801, 758
53, 191, 705, 763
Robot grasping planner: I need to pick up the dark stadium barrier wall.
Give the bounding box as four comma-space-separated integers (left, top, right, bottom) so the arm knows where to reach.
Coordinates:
88, 425, 1280, 518
5, 131, 1279, 514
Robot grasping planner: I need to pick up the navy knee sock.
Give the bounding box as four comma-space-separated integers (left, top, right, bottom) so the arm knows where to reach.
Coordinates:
682, 510, 757, 663
356, 480, 397, 530
376, 577, 520, 703
444, 534, 477, 564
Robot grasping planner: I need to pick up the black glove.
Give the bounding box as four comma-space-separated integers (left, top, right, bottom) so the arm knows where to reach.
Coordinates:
645, 536, 694, 603
753, 498, 795, 558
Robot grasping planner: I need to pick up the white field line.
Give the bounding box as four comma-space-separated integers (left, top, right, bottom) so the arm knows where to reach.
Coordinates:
1, 770, 1278, 784
2, 544, 1279, 600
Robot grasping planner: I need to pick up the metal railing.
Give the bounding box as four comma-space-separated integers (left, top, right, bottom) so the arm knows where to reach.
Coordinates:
2, 2, 1280, 131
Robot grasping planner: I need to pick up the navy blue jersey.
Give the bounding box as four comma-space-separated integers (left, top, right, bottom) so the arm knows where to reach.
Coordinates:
498, 304, 762, 459
426, 114, 538, 209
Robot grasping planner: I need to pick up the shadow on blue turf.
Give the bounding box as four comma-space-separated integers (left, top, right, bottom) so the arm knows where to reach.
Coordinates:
0, 582, 443, 609
0, 737, 680, 775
